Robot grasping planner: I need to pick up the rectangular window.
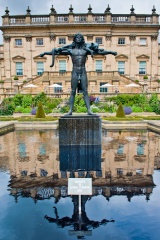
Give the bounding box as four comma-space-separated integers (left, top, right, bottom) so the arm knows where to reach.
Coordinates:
59, 38, 66, 45
140, 38, 147, 45
117, 144, 124, 154
16, 62, 23, 76
15, 39, 22, 46
59, 60, 66, 73
39, 144, 46, 156
100, 82, 107, 93
96, 60, 102, 72
96, 37, 102, 45
54, 82, 62, 93
37, 62, 44, 75
118, 61, 125, 74
36, 38, 43, 45
18, 143, 26, 157
118, 38, 125, 45
139, 61, 146, 74
117, 168, 123, 175
137, 144, 144, 155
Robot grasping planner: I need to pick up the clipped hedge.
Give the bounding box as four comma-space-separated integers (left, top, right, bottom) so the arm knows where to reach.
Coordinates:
36, 102, 45, 118
116, 103, 125, 118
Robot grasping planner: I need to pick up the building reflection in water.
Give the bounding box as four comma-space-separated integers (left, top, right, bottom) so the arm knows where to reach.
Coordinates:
0, 129, 159, 181
0, 129, 160, 235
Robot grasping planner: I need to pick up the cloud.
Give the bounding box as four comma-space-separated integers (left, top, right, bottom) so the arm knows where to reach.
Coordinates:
0, 0, 159, 43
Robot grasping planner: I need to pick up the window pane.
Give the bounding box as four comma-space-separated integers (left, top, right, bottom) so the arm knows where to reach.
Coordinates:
96, 60, 102, 71
18, 143, 26, 157
140, 38, 146, 45
16, 62, 23, 75
54, 82, 62, 93
118, 61, 125, 74
96, 37, 102, 44
139, 61, 146, 74
117, 144, 124, 154
59, 38, 66, 44
100, 82, 107, 93
59, 60, 66, 72
118, 38, 125, 44
15, 39, 22, 46
137, 144, 144, 155
117, 168, 123, 175
37, 62, 44, 75
39, 144, 46, 156
36, 38, 43, 45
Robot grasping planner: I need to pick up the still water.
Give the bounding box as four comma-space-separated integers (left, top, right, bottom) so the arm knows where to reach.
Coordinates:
0, 129, 160, 240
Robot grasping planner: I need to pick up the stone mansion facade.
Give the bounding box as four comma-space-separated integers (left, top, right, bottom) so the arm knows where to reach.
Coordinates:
0, 5, 159, 94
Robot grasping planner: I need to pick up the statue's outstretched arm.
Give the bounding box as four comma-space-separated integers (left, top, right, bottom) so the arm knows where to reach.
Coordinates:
94, 49, 117, 56
39, 48, 71, 67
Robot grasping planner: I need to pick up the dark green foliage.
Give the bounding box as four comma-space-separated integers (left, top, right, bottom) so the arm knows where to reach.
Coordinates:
14, 76, 18, 80
149, 94, 160, 114
116, 103, 125, 118
0, 104, 15, 115
60, 105, 70, 113
107, 94, 147, 106
22, 94, 32, 108
74, 94, 86, 108
12, 94, 24, 106
45, 98, 63, 113
36, 102, 45, 118
33, 92, 48, 106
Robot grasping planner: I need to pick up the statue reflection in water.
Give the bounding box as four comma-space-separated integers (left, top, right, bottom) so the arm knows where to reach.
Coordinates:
44, 172, 114, 238
45, 195, 114, 238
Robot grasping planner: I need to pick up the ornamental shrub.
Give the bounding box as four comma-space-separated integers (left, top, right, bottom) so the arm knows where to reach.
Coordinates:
22, 94, 32, 108
36, 102, 45, 118
13, 94, 24, 106
31, 107, 37, 115
123, 106, 132, 115
0, 104, 15, 115
89, 95, 96, 104
33, 92, 48, 106
116, 103, 125, 118
143, 75, 148, 80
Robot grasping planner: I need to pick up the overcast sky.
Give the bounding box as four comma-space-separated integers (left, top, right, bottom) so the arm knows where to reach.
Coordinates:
0, 0, 159, 43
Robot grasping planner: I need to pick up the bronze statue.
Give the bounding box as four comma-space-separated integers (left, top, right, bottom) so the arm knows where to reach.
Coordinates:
40, 33, 117, 115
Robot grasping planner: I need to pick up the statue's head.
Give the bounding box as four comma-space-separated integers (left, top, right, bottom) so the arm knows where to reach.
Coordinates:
73, 33, 85, 45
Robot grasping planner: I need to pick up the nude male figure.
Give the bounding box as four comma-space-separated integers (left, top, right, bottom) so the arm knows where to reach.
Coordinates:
40, 33, 117, 115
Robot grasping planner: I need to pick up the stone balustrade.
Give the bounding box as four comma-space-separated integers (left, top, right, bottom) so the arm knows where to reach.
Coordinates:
2, 13, 159, 25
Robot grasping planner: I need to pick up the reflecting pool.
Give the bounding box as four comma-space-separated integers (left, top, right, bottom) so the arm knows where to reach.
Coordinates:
0, 129, 160, 240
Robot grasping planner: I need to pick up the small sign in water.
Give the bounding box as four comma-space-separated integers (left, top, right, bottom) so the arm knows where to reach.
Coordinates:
68, 178, 92, 195
68, 230, 92, 236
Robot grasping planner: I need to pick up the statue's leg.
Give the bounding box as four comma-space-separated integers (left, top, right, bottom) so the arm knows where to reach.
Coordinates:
81, 70, 94, 115
66, 71, 78, 115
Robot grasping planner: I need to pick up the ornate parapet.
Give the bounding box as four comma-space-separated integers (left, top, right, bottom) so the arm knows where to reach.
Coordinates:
3, 35, 11, 43
114, 154, 126, 161
134, 155, 147, 162
25, 35, 32, 42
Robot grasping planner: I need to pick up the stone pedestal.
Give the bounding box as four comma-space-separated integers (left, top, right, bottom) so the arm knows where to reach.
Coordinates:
59, 115, 101, 171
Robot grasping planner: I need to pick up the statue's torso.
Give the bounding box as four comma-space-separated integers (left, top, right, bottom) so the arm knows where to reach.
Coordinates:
71, 48, 87, 70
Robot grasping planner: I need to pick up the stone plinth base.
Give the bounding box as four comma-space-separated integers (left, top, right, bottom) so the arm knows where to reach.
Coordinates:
59, 115, 101, 171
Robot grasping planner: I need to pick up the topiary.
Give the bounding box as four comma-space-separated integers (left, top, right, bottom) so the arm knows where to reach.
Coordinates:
116, 103, 125, 118
36, 102, 45, 118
